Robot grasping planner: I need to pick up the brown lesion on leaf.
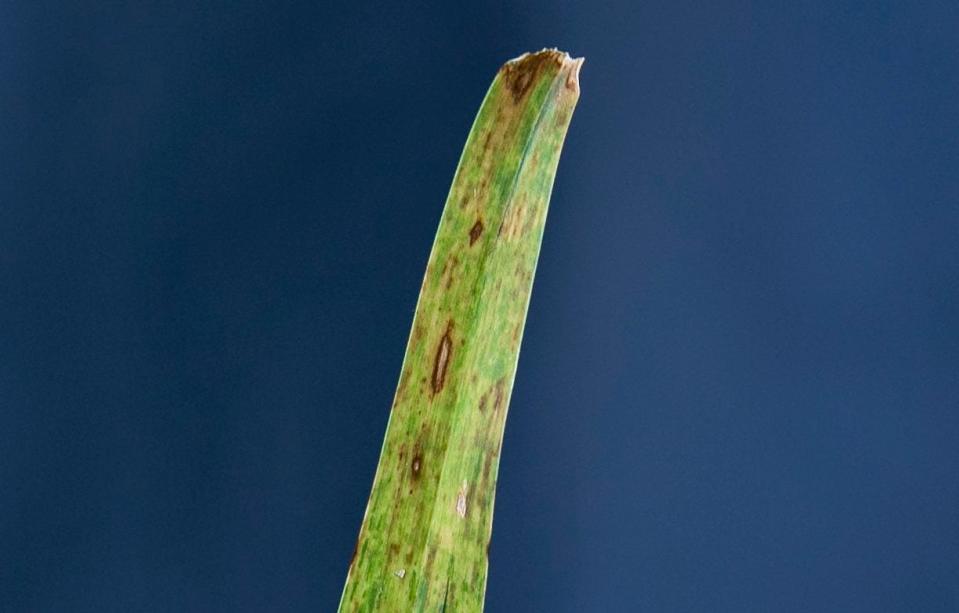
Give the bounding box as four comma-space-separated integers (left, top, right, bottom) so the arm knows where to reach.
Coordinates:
431, 321, 454, 395
348, 538, 360, 571
411, 453, 423, 481
423, 545, 437, 577
439, 257, 460, 291
511, 320, 523, 344
394, 368, 412, 407
482, 450, 493, 484
499, 49, 564, 104
469, 219, 484, 246
446, 257, 459, 290
566, 56, 584, 92
491, 378, 506, 413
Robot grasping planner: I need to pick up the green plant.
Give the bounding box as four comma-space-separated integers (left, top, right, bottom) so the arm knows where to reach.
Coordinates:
339, 48, 582, 612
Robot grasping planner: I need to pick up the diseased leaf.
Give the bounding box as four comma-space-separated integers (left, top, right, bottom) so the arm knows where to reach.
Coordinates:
339, 49, 582, 612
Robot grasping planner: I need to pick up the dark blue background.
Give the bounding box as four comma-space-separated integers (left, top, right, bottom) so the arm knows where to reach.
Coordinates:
3, 2, 958, 611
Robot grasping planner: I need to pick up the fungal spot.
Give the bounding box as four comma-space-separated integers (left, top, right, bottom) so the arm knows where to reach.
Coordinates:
469, 219, 484, 246
431, 323, 453, 395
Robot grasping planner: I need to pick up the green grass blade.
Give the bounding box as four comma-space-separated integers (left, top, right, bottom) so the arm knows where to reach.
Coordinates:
339, 48, 582, 612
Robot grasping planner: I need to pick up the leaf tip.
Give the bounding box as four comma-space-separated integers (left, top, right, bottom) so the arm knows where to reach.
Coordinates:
498, 48, 584, 102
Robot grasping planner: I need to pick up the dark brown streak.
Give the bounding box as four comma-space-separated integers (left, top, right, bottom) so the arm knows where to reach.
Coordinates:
469, 219, 484, 246
431, 323, 453, 395
348, 538, 359, 571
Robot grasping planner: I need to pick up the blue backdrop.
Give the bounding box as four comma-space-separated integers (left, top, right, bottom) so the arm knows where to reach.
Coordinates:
3, 2, 958, 611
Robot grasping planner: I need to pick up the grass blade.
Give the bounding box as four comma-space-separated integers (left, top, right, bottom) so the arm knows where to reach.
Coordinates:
339, 48, 582, 612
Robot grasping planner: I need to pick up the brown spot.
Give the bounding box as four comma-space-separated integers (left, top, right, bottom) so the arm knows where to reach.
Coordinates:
492, 378, 506, 412
482, 130, 493, 151
424, 546, 437, 576
439, 257, 459, 290
507, 66, 534, 102
348, 539, 359, 570
478, 391, 488, 413
469, 219, 484, 246
411, 454, 423, 480
443, 257, 459, 290
389, 543, 400, 557
459, 183, 473, 209
431, 323, 453, 395
394, 368, 412, 406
